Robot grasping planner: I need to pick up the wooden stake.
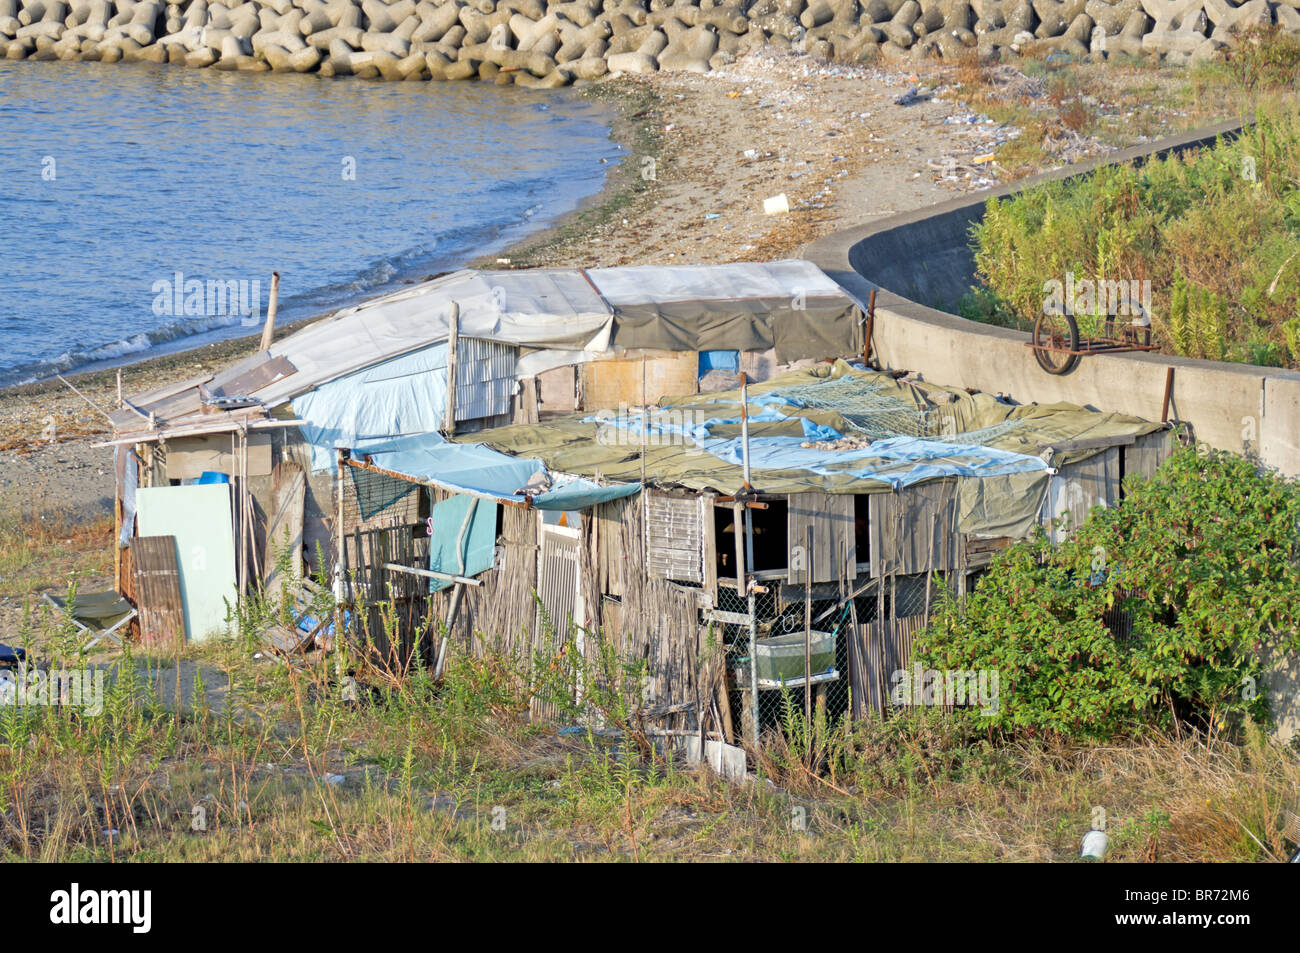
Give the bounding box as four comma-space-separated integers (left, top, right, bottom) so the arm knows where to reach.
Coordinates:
443, 301, 460, 436
334, 449, 345, 641
804, 524, 812, 748
864, 288, 877, 367
259, 271, 280, 352
1161, 366, 1175, 423
739, 372, 752, 490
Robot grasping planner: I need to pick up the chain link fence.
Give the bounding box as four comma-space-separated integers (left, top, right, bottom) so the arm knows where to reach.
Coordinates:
715, 568, 953, 743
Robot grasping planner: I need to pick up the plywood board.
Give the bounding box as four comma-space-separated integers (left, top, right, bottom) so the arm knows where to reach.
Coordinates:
263, 461, 305, 596
130, 535, 186, 648
166, 431, 272, 481
869, 481, 965, 577
1042, 448, 1120, 542
579, 350, 698, 412
136, 483, 237, 642
787, 492, 855, 583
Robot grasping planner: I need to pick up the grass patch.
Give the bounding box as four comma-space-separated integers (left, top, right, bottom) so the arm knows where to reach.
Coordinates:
1, 589, 1296, 862
969, 106, 1300, 365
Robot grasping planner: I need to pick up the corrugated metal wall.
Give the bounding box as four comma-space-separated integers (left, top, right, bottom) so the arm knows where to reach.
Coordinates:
454, 337, 517, 423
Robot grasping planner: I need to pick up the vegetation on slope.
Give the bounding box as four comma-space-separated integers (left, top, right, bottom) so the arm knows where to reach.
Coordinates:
966, 108, 1300, 368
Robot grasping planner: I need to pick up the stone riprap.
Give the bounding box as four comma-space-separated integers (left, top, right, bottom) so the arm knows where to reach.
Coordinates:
2, 0, 1296, 84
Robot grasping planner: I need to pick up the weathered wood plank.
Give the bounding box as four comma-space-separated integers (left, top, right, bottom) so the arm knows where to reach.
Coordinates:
263, 461, 306, 595
131, 535, 185, 648
788, 491, 856, 584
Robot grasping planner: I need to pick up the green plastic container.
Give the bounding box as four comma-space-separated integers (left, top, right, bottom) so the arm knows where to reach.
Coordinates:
755, 630, 835, 683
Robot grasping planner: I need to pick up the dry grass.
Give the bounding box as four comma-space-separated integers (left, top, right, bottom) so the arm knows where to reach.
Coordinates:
0, 508, 113, 599
2, 601, 1296, 863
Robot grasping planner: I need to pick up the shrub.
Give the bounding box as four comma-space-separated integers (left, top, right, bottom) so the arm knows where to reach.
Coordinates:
915, 444, 1300, 740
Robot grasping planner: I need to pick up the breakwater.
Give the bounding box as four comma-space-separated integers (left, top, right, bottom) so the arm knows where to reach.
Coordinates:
3, 0, 1296, 87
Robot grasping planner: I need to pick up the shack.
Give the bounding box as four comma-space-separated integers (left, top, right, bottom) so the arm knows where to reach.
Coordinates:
99, 259, 1170, 740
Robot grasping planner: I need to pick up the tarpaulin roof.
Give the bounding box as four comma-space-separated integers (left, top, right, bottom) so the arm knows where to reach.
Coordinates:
353, 433, 640, 511
110, 261, 862, 441
464, 361, 1163, 535
594, 259, 862, 358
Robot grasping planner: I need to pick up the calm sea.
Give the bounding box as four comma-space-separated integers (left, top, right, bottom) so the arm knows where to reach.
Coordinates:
0, 59, 620, 387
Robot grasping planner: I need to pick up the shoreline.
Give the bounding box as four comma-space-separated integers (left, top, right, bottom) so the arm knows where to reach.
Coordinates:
0, 49, 1253, 531
0, 76, 652, 407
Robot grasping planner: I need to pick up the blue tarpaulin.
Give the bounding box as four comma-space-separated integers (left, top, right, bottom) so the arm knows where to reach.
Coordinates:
586, 400, 1047, 489
293, 343, 450, 473
699, 349, 739, 376
427, 493, 498, 593
356, 433, 641, 511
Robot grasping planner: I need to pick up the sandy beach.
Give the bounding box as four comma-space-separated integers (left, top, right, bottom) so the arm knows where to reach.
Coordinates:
0, 50, 1234, 528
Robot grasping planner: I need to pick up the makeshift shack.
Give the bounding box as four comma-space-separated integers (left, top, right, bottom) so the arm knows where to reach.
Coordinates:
98, 259, 1170, 743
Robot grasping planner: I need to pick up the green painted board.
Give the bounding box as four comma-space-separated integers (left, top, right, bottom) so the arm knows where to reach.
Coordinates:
136, 483, 237, 642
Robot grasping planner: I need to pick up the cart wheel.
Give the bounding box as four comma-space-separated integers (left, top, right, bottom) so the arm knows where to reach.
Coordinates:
1032, 311, 1081, 375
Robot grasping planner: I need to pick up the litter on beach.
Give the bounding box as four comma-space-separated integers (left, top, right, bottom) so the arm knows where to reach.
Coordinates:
763, 193, 790, 215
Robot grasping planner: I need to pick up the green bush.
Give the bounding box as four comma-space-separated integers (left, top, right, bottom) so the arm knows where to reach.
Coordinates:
915, 444, 1300, 740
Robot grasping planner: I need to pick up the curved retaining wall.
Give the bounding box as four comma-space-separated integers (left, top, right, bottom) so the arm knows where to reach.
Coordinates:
804, 118, 1300, 479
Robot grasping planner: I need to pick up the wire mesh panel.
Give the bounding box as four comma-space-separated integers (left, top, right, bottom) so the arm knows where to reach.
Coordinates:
758, 374, 1028, 446
344, 462, 422, 530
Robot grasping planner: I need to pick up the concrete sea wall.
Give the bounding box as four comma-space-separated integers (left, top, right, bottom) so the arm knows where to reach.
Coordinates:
4, 0, 1300, 87
804, 118, 1300, 480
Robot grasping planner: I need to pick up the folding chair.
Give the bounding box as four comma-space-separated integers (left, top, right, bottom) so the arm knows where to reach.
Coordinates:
42, 591, 138, 651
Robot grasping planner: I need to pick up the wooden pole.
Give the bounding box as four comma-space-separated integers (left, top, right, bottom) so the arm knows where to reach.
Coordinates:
731, 500, 758, 747
1161, 366, 1175, 423
259, 272, 280, 352
641, 354, 648, 486
114, 494, 123, 594
244, 429, 261, 584
334, 449, 345, 641
739, 373, 752, 490
864, 288, 877, 367
641, 354, 648, 555
443, 301, 460, 436
233, 431, 245, 597
804, 524, 812, 748
383, 563, 482, 586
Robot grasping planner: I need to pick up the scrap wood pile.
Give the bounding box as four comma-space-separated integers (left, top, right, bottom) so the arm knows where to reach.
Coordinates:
3, 0, 1294, 84
261, 576, 336, 659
